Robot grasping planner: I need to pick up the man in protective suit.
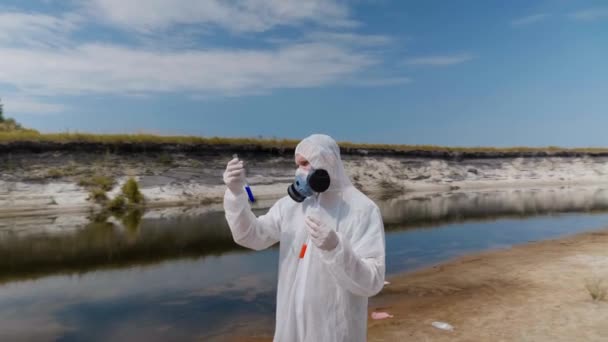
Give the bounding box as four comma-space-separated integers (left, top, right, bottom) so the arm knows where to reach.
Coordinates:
223, 134, 386, 342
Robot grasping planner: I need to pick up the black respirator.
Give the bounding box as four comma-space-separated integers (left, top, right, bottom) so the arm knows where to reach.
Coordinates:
287, 168, 331, 203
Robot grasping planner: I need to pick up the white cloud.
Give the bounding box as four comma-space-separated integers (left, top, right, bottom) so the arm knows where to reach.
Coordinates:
0, 42, 376, 96
83, 0, 356, 33
510, 13, 550, 27
403, 53, 474, 66
0, 1, 404, 114
570, 8, 608, 21
0, 11, 80, 48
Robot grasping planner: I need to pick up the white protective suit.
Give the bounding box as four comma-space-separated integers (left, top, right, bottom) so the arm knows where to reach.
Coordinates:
223, 134, 386, 342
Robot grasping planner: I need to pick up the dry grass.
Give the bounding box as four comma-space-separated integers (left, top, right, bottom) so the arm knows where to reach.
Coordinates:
585, 277, 607, 302
0, 131, 297, 147
0, 131, 607, 154
78, 175, 115, 191
88, 188, 108, 203
44, 163, 80, 179
45, 168, 66, 179
339, 142, 608, 154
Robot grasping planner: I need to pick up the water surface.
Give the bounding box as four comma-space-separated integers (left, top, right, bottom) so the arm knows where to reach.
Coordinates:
2, 187, 608, 341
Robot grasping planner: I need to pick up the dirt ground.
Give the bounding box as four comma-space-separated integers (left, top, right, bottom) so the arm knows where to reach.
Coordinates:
368, 229, 608, 342
229, 229, 608, 342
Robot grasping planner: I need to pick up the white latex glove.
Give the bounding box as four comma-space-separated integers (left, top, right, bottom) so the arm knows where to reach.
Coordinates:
305, 215, 339, 251
223, 157, 246, 195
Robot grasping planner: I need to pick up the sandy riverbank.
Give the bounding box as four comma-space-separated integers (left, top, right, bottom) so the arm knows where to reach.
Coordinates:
368, 229, 608, 341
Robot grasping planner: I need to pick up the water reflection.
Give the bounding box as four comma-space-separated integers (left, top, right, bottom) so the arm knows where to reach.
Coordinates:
0, 209, 242, 284
2, 186, 608, 284
0, 251, 279, 341
380, 186, 608, 228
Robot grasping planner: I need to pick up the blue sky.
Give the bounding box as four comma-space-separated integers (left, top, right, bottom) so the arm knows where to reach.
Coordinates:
1, 0, 607, 147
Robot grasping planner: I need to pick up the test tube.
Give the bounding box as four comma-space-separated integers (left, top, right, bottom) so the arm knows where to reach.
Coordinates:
300, 195, 320, 260
233, 153, 255, 203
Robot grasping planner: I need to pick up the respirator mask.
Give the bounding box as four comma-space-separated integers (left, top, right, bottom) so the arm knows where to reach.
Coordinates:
287, 167, 331, 203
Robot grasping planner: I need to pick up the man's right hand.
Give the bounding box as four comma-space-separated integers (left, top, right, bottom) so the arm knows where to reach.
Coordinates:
223, 158, 246, 195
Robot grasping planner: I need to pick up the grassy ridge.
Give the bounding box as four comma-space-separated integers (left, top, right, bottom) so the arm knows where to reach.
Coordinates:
0, 131, 607, 154
0, 131, 295, 146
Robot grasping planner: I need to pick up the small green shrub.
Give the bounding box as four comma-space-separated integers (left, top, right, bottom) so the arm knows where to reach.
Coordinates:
121, 177, 144, 204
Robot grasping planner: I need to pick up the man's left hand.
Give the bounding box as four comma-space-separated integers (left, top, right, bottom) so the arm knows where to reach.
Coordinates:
305, 215, 339, 251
